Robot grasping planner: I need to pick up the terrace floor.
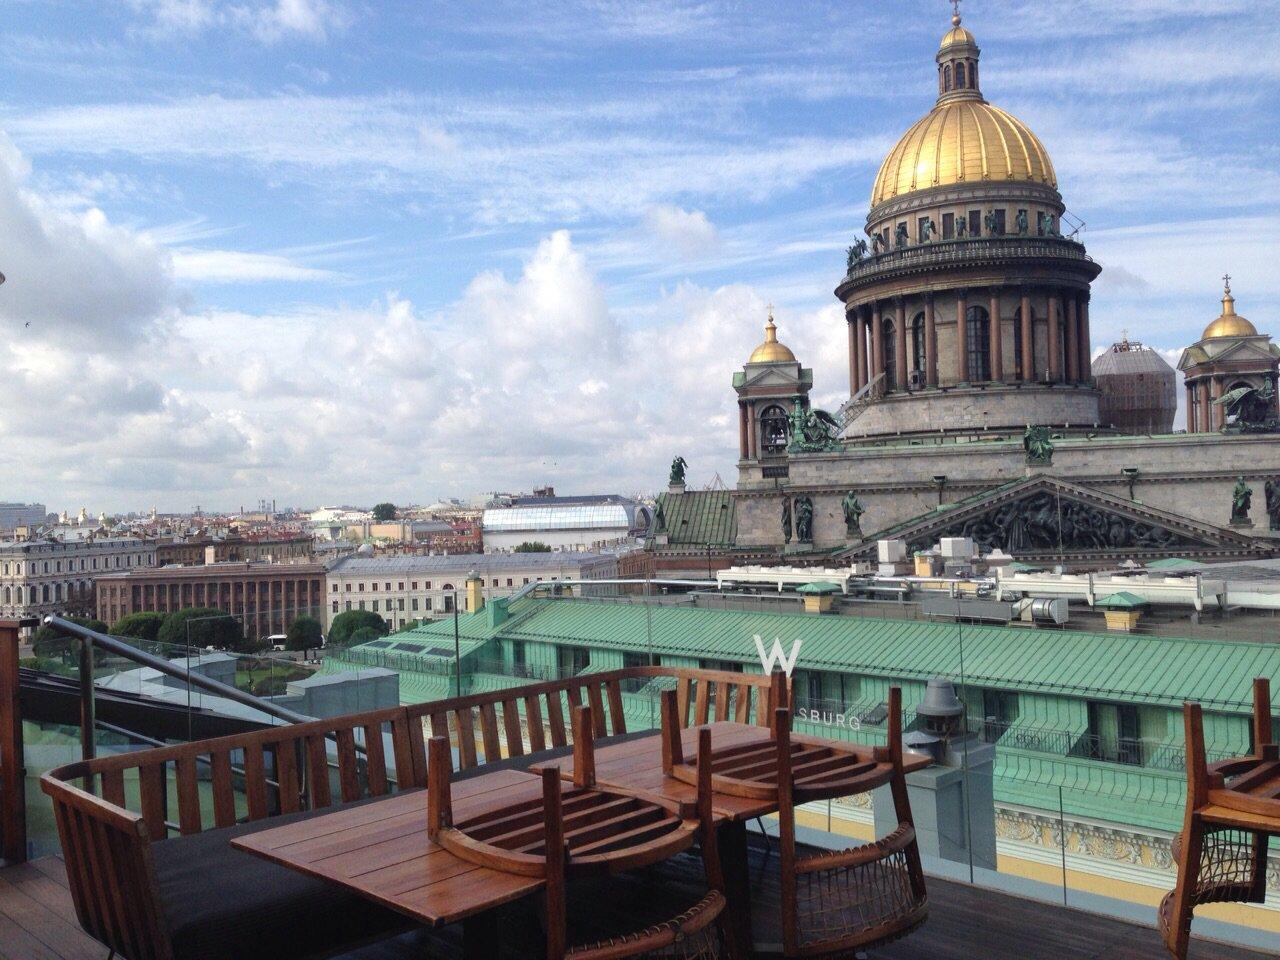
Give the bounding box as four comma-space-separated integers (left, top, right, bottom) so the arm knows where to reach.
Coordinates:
1, 848, 1269, 960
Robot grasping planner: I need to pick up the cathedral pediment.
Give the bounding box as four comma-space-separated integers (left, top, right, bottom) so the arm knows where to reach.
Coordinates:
739, 365, 806, 390
840, 475, 1271, 563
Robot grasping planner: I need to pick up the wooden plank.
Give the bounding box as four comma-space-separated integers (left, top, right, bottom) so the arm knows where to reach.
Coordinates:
693, 680, 710, 727
734, 683, 751, 724
276, 742, 302, 814
501, 701, 525, 758
336, 728, 362, 803
455, 709, 478, 770
136, 764, 166, 839
210, 751, 237, 828
524, 695, 546, 753
244, 743, 270, 820
477, 703, 502, 763
306, 735, 332, 809
545, 692, 567, 748
677, 678, 692, 728
364, 722, 389, 797
173, 755, 201, 835
713, 681, 730, 722
585, 684, 607, 738
604, 680, 626, 736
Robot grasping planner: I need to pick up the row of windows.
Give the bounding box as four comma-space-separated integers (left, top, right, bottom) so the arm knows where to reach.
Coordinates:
0, 553, 153, 577
865, 304, 1063, 384
1, 581, 93, 605
333, 595, 453, 615
940, 59, 977, 93
332, 575, 559, 594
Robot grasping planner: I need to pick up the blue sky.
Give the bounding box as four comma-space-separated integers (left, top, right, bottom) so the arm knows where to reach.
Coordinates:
2, 0, 1279, 512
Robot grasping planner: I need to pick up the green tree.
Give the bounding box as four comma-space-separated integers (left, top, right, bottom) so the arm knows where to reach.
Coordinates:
110, 611, 166, 644
348, 626, 383, 647
157, 607, 245, 652
285, 615, 324, 651
372, 502, 397, 522
328, 609, 389, 648
514, 541, 552, 553
32, 617, 108, 658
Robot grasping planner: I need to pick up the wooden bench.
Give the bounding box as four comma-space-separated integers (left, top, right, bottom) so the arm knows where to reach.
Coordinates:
39, 666, 781, 960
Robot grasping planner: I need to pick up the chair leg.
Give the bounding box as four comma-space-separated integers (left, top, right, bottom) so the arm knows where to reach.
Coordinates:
1166, 818, 1205, 960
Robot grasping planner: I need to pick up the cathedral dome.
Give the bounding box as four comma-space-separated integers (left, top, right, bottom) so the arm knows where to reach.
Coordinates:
869, 14, 1057, 211
1202, 280, 1257, 339
747, 314, 796, 364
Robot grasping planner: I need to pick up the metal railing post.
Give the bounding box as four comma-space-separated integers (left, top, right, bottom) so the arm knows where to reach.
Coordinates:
78, 637, 96, 766
1, 618, 36, 863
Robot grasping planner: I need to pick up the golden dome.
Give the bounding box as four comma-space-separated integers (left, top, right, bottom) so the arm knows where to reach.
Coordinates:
871, 99, 1057, 209
748, 313, 796, 364
941, 14, 975, 47
1202, 279, 1258, 340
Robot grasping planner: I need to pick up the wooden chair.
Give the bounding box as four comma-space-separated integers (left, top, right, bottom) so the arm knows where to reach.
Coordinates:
1160, 678, 1278, 959
428, 705, 728, 959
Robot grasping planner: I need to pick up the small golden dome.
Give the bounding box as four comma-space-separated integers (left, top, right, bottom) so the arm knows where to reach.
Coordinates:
748, 313, 796, 364
941, 14, 975, 47
1202, 278, 1258, 339
871, 99, 1056, 209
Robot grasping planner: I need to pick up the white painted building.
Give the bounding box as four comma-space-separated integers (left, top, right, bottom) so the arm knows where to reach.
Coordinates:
0, 535, 158, 629
324, 551, 618, 631
482, 495, 651, 553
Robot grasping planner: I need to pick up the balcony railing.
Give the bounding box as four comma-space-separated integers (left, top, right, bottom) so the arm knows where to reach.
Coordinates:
838, 235, 1097, 290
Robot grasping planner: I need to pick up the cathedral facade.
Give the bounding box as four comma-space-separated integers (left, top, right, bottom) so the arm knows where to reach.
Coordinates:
728, 12, 1280, 568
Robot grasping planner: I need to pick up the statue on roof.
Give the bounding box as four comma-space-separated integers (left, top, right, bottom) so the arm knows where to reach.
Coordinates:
1218, 379, 1279, 433
1265, 478, 1280, 531
788, 402, 843, 453
894, 223, 909, 249
871, 232, 885, 256
782, 498, 793, 544
668, 456, 688, 486
984, 210, 1001, 237
846, 238, 868, 272
1231, 476, 1252, 525
842, 491, 865, 539
920, 218, 936, 243
955, 216, 968, 239
795, 497, 814, 544
1015, 209, 1029, 236
1023, 425, 1053, 465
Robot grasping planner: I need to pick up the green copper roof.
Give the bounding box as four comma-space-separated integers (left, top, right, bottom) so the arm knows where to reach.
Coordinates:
1145, 557, 1201, 570
655, 490, 737, 546
796, 581, 843, 594
475, 597, 1275, 711
1095, 591, 1148, 610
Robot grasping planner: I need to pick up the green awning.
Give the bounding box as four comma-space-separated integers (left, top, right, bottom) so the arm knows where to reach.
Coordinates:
1096, 591, 1148, 610
796, 581, 843, 595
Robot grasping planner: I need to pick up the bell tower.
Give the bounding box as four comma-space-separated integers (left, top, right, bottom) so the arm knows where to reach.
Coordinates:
732, 310, 812, 469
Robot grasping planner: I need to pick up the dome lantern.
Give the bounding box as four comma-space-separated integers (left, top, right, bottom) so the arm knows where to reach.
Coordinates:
747, 308, 797, 364
936, 8, 981, 102
1202, 275, 1258, 340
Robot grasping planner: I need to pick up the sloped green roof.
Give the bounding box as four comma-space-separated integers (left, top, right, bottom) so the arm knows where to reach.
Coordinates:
796, 581, 843, 594
1145, 557, 1201, 571
488, 598, 1277, 711
655, 490, 737, 546
1096, 591, 1148, 610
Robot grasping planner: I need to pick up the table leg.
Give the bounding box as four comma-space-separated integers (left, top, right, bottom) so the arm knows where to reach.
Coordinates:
462, 914, 504, 959
717, 820, 754, 960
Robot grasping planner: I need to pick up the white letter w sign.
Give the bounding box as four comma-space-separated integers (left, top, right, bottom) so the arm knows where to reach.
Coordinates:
754, 634, 803, 677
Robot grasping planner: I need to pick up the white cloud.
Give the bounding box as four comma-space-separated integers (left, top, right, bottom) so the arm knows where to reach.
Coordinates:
643, 205, 720, 258
170, 248, 337, 283
127, 0, 348, 42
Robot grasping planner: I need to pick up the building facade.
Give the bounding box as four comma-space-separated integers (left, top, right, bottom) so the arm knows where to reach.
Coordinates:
95, 561, 326, 640
717, 11, 1280, 568
0, 536, 157, 626
155, 534, 315, 567
324, 551, 618, 631
482, 494, 650, 553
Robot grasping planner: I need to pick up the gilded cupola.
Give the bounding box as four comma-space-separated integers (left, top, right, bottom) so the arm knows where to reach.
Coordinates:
1202, 277, 1258, 340
869, 11, 1057, 211
747, 311, 797, 364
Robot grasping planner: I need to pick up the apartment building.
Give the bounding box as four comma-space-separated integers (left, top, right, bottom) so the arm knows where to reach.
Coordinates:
0, 536, 158, 627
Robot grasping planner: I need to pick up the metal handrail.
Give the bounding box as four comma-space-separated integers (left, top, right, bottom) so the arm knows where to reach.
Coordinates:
43, 615, 311, 726
840, 235, 1095, 287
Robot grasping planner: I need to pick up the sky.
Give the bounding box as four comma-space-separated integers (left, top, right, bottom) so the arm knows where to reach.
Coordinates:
2, 0, 1279, 514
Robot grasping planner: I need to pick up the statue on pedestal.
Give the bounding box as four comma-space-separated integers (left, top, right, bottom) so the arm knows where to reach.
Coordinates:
668, 456, 688, 487
1023, 425, 1054, 466
842, 491, 865, 539
1015, 210, 1029, 235
894, 223, 909, 249
1231, 476, 1252, 525
795, 497, 814, 544
920, 218, 936, 243
1265, 478, 1280, 531
956, 216, 968, 239
846, 238, 868, 272
782, 499, 793, 544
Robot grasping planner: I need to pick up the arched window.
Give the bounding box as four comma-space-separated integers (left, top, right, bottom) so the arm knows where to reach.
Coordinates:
1014, 304, 1035, 379
42, 585, 50, 603
2, 586, 9, 604
970, 63, 978, 88
911, 312, 926, 379
943, 64, 953, 92
955, 62, 966, 89
882, 316, 897, 390
966, 305, 990, 382
759, 404, 790, 455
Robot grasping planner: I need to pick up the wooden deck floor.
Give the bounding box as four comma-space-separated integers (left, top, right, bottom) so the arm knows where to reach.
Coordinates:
1, 851, 1270, 960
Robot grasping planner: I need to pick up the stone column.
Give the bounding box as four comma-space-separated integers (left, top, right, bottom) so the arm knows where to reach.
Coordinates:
847, 314, 858, 395
855, 308, 868, 392
924, 296, 938, 387
1079, 295, 1092, 378
1048, 292, 1063, 382
988, 288, 1002, 382
1210, 377, 1224, 431
739, 404, 748, 459
871, 302, 884, 388
746, 402, 756, 459
894, 300, 908, 391
1198, 380, 1211, 433
1066, 296, 1080, 382
1185, 383, 1197, 433
955, 291, 968, 383
1020, 290, 1034, 381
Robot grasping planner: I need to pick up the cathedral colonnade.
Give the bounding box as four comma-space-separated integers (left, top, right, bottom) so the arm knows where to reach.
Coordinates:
847, 286, 1092, 395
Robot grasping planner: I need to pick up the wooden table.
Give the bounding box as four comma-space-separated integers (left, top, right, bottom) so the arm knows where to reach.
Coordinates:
232, 767, 551, 954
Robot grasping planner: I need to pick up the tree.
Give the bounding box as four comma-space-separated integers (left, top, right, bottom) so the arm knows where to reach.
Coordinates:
157, 607, 245, 652
111, 612, 166, 644
285, 615, 324, 651
348, 626, 383, 647
328, 609, 389, 648
32, 617, 108, 658
514, 541, 552, 553
372, 502, 397, 522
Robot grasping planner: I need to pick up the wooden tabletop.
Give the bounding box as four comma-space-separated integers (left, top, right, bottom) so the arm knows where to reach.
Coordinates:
232, 767, 551, 928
